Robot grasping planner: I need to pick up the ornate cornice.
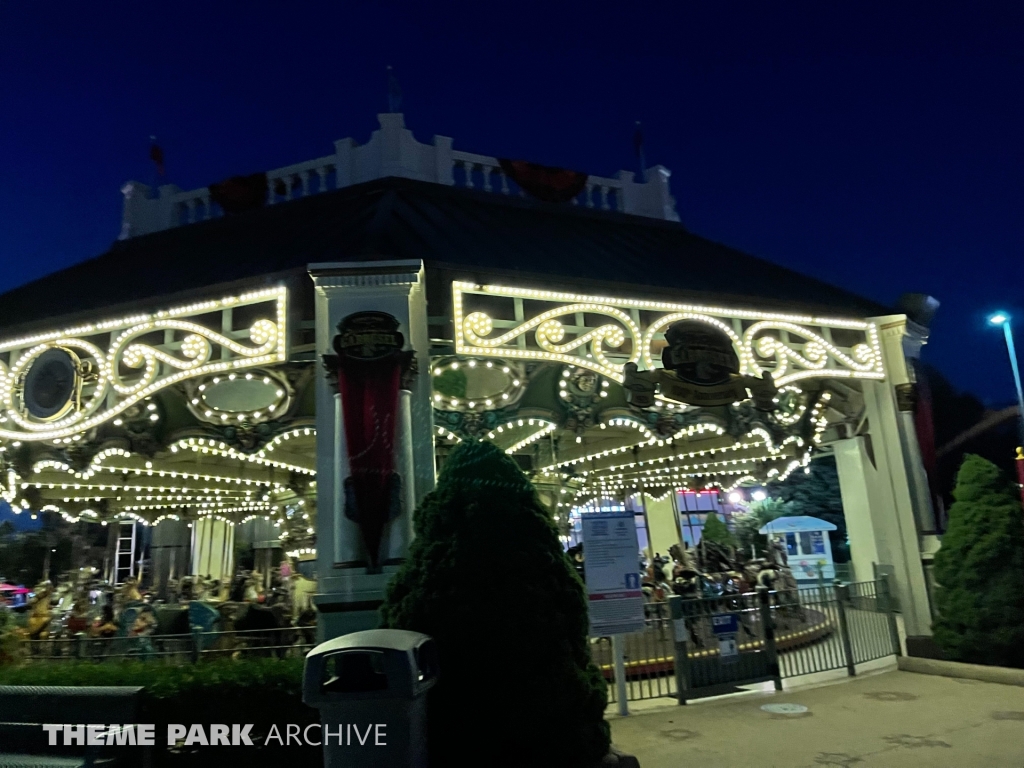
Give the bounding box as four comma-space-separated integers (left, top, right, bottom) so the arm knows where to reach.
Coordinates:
0, 288, 287, 442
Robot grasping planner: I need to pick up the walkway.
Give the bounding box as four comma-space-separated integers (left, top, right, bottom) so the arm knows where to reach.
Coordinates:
609, 668, 1024, 767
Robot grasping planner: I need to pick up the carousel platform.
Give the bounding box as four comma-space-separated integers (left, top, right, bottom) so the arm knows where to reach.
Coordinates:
591, 604, 834, 679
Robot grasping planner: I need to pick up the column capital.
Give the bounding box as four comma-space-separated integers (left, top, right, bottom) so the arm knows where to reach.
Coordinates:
309, 259, 423, 291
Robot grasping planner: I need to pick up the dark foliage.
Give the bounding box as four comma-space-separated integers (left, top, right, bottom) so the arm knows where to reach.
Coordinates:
380, 440, 610, 768
700, 511, 735, 547
932, 455, 1024, 668
0, 659, 318, 767
770, 456, 850, 562
925, 363, 1019, 512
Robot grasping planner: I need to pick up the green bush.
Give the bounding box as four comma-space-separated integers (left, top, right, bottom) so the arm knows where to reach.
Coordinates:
432, 367, 467, 398
700, 510, 735, 548
380, 440, 610, 768
932, 454, 1024, 668
0, 659, 318, 766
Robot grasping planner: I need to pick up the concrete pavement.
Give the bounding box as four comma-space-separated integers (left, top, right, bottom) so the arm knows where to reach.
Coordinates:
609, 669, 1024, 767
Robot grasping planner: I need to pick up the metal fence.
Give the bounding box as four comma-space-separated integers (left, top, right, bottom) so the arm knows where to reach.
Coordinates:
17, 625, 315, 663
590, 603, 678, 703
591, 579, 901, 708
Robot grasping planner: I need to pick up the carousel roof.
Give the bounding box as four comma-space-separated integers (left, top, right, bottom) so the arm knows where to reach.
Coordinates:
0, 132, 886, 542
0, 176, 885, 335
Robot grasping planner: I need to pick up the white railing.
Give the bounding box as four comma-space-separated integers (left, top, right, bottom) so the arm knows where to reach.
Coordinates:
266, 154, 337, 205
119, 113, 679, 239
450, 149, 626, 211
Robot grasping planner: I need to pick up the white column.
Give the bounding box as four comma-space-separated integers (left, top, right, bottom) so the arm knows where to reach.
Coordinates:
644, 495, 680, 559
384, 389, 417, 562
332, 391, 362, 565
834, 313, 934, 638
191, 518, 233, 582
310, 259, 435, 640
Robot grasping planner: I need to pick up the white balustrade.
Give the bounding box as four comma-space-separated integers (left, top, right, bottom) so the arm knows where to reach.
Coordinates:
119, 114, 677, 239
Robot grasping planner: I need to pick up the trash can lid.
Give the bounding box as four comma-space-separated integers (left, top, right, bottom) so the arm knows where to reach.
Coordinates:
308, 628, 431, 657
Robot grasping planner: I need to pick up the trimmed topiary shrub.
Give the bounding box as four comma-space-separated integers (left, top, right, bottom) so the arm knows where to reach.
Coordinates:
380, 440, 610, 768
932, 454, 1024, 668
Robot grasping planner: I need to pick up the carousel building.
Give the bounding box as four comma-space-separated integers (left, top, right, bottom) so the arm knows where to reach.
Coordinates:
0, 113, 940, 643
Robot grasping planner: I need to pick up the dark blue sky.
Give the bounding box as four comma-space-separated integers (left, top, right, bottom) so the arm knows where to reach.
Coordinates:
1, 2, 1022, 402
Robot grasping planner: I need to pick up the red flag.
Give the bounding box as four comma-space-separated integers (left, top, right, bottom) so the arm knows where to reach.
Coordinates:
149, 143, 165, 176
497, 159, 588, 203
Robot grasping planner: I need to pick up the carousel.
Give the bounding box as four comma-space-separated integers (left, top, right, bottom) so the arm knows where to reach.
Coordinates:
0, 111, 939, 644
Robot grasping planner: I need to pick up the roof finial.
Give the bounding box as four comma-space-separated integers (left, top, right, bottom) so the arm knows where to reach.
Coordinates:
387, 65, 402, 113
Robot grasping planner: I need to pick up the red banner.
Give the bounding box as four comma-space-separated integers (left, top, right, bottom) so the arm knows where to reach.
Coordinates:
337, 357, 402, 568
325, 311, 414, 569
498, 159, 588, 203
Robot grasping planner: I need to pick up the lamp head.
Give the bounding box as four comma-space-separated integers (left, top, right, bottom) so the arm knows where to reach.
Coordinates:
989, 312, 1010, 326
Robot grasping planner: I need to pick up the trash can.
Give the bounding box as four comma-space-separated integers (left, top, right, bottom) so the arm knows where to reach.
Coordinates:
303, 629, 439, 768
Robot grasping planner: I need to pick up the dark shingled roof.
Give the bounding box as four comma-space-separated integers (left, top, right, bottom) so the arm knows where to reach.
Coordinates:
0, 176, 887, 333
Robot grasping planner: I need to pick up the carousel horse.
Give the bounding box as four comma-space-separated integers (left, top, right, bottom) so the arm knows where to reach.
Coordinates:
112, 602, 157, 658
755, 565, 804, 622
229, 572, 248, 603
290, 574, 317, 623
114, 578, 142, 611
696, 539, 735, 576
66, 595, 91, 636
178, 576, 195, 601
243, 571, 263, 603
233, 603, 288, 657
90, 604, 118, 638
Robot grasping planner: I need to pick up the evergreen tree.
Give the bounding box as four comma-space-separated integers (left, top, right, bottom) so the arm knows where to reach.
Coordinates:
932, 454, 1024, 668
771, 456, 850, 562
700, 510, 735, 547
380, 440, 610, 768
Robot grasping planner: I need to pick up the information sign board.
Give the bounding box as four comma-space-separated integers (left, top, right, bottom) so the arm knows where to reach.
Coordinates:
582, 512, 647, 636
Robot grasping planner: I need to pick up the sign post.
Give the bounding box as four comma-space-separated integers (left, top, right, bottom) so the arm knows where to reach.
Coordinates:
582, 512, 646, 715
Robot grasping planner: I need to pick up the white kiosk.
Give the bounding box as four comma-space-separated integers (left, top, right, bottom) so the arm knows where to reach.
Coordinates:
760, 516, 838, 584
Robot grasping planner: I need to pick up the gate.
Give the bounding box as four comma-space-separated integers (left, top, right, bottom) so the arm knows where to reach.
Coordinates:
673, 588, 781, 702
590, 579, 901, 708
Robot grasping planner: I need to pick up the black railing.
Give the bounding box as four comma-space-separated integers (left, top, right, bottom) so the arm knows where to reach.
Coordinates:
591, 579, 901, 705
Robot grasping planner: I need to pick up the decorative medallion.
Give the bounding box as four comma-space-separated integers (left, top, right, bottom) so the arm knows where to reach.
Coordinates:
662, 320, 740, 386
559, 366, 607, 436
623, 320, 777, 409
336, 311, 404, 359
21, 347, 91, 421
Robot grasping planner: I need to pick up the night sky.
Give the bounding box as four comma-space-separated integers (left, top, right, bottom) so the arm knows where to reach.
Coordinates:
1, 3, 1021, 403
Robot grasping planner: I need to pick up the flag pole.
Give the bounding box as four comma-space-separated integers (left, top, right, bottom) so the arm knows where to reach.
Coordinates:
634, 121, 647, 183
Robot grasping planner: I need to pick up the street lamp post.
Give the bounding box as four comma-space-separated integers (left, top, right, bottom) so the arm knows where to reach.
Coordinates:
988, 313, 1024, 508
